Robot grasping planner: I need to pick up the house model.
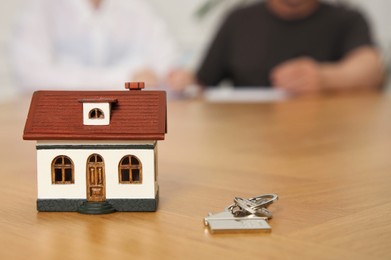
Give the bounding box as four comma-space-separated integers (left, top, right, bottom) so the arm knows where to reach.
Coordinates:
23, 82, 167, 214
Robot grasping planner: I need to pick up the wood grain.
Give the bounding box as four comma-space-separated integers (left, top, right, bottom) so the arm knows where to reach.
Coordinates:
1, 93, 391, 259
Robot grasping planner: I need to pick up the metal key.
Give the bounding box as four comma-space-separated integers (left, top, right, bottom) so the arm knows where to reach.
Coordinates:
204, 208, 271, 233
204, 194, 278, 233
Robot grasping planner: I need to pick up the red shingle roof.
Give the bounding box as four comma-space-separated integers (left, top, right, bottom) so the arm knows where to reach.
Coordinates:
23, 90, 167, 140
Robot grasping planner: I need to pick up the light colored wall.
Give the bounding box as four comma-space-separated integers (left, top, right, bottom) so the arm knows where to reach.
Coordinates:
0, 0, 25, 101
37, 145, 156, 199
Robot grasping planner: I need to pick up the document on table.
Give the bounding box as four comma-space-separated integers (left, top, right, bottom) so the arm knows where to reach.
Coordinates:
204, 87, 289, 103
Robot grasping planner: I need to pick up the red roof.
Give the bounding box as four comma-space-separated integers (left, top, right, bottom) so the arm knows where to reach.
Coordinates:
23, 90, 167, 140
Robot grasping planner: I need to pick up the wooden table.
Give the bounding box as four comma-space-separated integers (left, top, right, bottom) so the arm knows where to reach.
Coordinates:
1, 94, 391, 259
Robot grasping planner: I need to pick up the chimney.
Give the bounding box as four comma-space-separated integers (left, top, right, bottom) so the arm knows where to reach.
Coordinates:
125, 82, 145, 90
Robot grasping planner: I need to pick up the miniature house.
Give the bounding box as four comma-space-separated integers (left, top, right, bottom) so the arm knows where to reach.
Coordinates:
23, 82, 167, 214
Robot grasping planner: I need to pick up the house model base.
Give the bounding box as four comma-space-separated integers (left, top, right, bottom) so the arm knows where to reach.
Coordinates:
37, 191, 159, 213
23, 83, 167, 214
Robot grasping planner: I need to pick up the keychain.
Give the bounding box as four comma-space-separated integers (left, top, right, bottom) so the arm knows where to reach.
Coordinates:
204, 194, 278, 233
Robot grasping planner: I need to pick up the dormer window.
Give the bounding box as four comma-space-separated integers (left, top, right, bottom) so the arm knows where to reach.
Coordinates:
89, 108, 105, 119
79, 98, 117, 126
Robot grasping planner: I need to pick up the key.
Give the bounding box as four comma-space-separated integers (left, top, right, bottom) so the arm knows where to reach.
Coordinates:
204, 194, 278, 233
204, 209, 271, 233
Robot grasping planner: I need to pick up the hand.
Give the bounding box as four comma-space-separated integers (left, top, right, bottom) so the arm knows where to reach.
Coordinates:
165, 69, 194, 91
270, 57, 324, 95
132, 68, 159, 87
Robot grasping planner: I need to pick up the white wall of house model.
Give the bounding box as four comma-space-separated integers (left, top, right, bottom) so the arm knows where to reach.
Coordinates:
36, 141, 158, 200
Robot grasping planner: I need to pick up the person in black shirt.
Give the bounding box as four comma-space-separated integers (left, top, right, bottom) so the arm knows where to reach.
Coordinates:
197, 0, 383, 94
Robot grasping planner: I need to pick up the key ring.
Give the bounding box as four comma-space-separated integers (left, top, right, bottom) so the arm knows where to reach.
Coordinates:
226, 194, 278, 217
247, 194, 278, 209
233, 197, 273, 218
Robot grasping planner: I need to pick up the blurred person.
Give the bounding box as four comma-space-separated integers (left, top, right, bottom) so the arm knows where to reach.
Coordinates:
10, 0, 192, 91
196, 0, 384, 94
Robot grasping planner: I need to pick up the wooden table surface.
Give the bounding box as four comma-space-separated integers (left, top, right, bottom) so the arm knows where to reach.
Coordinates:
1, 94, 391, 259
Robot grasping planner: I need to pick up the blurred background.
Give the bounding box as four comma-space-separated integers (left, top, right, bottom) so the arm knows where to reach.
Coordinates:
1, 0, 390, 101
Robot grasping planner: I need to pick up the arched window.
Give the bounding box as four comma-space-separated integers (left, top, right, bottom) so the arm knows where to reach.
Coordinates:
52, 155, 74, 184
89, 108, 105, 119
119, 155, 142, 184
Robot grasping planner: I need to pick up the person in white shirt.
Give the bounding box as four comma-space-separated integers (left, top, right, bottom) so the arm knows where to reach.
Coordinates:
10, 0, 192, 91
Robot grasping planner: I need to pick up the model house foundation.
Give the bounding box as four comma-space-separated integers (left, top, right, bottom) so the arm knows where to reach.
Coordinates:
23, 82, 166, 214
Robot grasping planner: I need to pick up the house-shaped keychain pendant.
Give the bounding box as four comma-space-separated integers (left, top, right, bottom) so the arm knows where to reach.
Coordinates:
23, 82, 167, 214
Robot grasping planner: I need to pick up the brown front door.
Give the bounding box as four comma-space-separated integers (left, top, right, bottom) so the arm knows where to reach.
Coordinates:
86, 154, 106, 202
